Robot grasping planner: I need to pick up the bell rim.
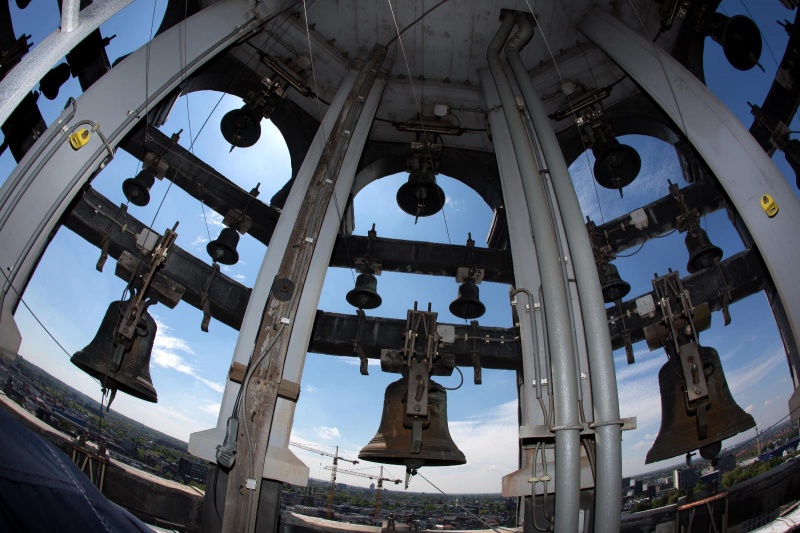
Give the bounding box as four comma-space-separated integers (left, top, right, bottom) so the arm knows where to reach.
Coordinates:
396, 181, 446, 217
122, 178, 151, 207
345, 288, 382, 309
449, 298, 486, 319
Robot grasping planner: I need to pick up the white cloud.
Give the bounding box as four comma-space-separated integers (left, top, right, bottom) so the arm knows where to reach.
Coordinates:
745, 404, 755, 413
726, 348, 785, 397
314, 426, 341, 440
764, 398, 773, 407
199, 403, 222, 416
305, 385, 317, 393
150, 318, 224, 393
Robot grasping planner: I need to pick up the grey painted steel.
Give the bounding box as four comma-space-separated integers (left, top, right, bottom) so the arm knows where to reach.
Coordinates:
61, 0, 81, 33
188, 70, 359, 481
0, 0, 275, 357
506, 17, 622, 531
487, 15, 581, 532
0, 0, 135, 127
579, 7, 800, 386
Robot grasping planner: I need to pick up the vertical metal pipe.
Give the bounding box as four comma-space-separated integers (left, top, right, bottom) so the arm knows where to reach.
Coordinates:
487, 14, 581, 533
61, 0, 81, 33
505, 17, 622, 532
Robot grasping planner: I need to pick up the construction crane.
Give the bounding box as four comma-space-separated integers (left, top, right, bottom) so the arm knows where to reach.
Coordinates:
289, 441, 358, 519
324, 465, 401, 519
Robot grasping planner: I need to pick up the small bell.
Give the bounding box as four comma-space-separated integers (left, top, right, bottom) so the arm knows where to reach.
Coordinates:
598, 262, 631, 303
396, 168, 445, 220
220, 107, 261, 148
359, 378, 466, 469
707, 13, 762, 71
646, 345, 754, 464
346, 271, 382, 310
449, 278, 485, 319
685, 227, 722, 273
71, 300, 158, 405
592, 137, 641, 192
207, 227, 240, 265
122, 168, 156, 207
39, 63, 71, 100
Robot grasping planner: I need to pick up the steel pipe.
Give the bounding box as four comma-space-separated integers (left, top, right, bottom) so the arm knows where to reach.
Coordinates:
487, 13, 581, 533
506, 14, 622, 532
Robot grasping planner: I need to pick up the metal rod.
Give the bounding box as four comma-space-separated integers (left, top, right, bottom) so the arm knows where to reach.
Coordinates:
487, 14, 581, 533
505, 14, 622, 532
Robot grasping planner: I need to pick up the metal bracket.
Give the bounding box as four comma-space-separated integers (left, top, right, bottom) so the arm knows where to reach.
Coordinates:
96, 203, 127, 272
470, 320, 482, 384
199, 263, 219, 332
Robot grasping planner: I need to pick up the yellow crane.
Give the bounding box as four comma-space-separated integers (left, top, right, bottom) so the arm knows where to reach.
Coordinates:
324, 465, 401, 519
289, 441, 358, 519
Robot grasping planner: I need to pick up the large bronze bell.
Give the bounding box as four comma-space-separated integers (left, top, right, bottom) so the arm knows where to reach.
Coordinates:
359, 378, 466, 469
449, 278, 485, 319
598, 262, 631, 303
686, 227, 723, 273
207, 227, 240, 265
396, 167, 445, 219
346, 271, 382, 310
646, 345, 754, 464
592, 137, 641, 191
708, 13, 762, 71
71, 301, 158, 403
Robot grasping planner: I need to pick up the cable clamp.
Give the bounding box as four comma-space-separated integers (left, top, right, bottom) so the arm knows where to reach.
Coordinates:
589, 417, 637, 431
280, 317, 291, 325
245, 479, 257, 490
549, 424, 583, 433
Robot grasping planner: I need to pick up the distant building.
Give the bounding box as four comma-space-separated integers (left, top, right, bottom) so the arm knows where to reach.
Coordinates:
716, 454, 736, 474
178, 457, 208, 484
674, 468, 699, 491
633, 479, 643, 496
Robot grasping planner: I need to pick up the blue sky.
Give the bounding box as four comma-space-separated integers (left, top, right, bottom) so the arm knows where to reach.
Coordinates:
1, 0, 799, 494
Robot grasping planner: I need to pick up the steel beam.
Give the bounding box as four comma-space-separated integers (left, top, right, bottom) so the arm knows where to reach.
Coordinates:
120, 126, 281, 245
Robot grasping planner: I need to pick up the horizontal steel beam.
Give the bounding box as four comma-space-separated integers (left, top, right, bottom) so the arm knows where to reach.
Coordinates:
64, 187, 251, 330
119, 125, 281, 245
606, 248, 766, 350
592, 182, 726, 255
330, 234, 515, 284
65, 188, 765, 364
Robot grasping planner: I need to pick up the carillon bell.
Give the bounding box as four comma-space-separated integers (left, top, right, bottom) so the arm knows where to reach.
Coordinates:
449, 278, 485, 319
71, 301, 158, 404
685, 227, 722, 273
396, 167, 445, 219
597, 262, 631, 303
122, 168, 156, 207
592, 137, 641, 191
39, 63, 71, 100
207, 227, 240, 265
708, 13, 762, 71
346, 271, 382, 310
646, 345, 754, 464
359, 378, 466, 469
220, 107, 261, 148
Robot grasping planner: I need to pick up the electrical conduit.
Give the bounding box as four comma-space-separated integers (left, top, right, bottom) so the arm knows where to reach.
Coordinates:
487, 13, 581, 533
505, 13, 623, 532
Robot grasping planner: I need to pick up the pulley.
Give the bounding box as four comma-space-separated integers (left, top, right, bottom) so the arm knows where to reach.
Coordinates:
707, 13, 762, 71
592, 137, 641, 191
122, 168, 156, 207
220, 107, 261, 148
449, 277, 485, 319
685, 227, 723, 273
71, 300, 158, 405
597, 261, 631, 303
346, 271, 382, 310
359, 378, 466, 469
646, 345, 754, 464
396, 167, 445, 219
207, 227, 240, 265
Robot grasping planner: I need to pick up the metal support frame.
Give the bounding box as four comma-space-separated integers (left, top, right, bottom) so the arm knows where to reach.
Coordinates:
580, 7, 800, 391
0, 0, 277, 358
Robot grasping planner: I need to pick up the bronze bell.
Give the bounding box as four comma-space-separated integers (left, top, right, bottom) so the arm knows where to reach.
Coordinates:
646, 345, 754, 464
220, 107, 261, 148
449, 278, 485, 319
686, 227, 723, 273
598, 262, 631, 303
122, 168, 156, 207
207, 227, 240, 265
71, 300, 158, 403
346, 271, 382, 310
707, 13, 762, 71
592, 137, 641, 191
359, 378, 466, 469
396, 167, 445, 219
